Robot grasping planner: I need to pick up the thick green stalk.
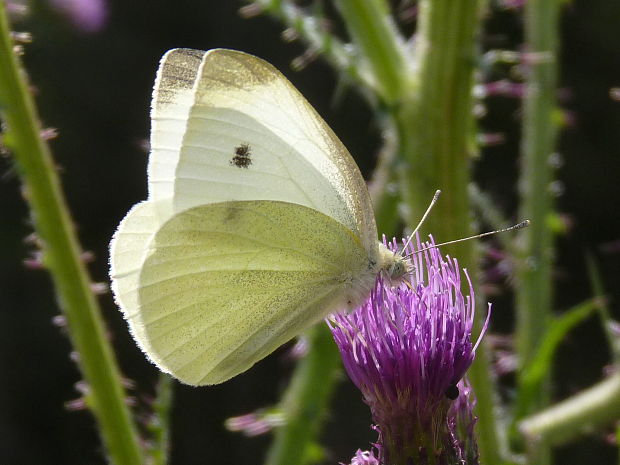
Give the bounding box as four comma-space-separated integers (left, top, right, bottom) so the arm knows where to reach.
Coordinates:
401, 0, 477, 244
398, 1, 503, 463
333, 0, 408, 104
515, 1, 560, 463
264, 325, 342, 465
0, 4, 142, 464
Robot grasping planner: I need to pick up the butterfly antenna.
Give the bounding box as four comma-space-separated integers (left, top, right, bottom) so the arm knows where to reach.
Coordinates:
400, 190, 442, 256
405, 220, 531, 258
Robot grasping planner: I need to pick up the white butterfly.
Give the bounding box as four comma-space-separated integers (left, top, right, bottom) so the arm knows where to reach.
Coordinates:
109, 49, 406, 386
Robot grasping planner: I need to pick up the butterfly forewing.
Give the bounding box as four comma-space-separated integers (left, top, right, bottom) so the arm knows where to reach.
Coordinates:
150, 49, 378, 254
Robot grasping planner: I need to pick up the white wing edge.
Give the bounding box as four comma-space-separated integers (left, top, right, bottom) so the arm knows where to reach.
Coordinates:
109, 199, 174, 372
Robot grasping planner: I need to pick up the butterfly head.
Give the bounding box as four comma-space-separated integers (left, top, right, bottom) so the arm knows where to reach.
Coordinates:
376, 242, 411, 283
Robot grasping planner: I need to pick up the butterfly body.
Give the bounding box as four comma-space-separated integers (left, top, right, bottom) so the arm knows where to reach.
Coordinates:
110, 48, 405, 385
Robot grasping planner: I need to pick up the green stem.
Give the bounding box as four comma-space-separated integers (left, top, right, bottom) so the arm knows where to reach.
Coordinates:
516, 0, 560, 376
514, 1, 560, 463
149, 374, 173, 465
397, 1, 504, 463
0, 4, 142, 464
333, 0, 408, 104
519, 373, 620, 447
264, 325, 342, 465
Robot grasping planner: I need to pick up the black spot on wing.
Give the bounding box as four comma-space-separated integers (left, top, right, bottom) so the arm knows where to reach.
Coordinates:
230, 143, 253, 168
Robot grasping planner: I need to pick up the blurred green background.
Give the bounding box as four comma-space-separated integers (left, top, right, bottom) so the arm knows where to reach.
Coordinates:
1, 1, 619, 464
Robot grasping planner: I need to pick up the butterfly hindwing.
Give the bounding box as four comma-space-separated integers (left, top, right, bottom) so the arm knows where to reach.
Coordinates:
132, 200, 373, 385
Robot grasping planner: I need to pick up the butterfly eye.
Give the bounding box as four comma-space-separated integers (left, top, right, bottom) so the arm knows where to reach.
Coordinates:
388, 256, 408, 281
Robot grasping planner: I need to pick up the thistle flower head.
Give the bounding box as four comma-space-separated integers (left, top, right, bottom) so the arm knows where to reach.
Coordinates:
329, 237, 489, 465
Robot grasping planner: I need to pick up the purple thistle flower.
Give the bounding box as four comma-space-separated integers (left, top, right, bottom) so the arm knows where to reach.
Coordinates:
329, 237, 489, 465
